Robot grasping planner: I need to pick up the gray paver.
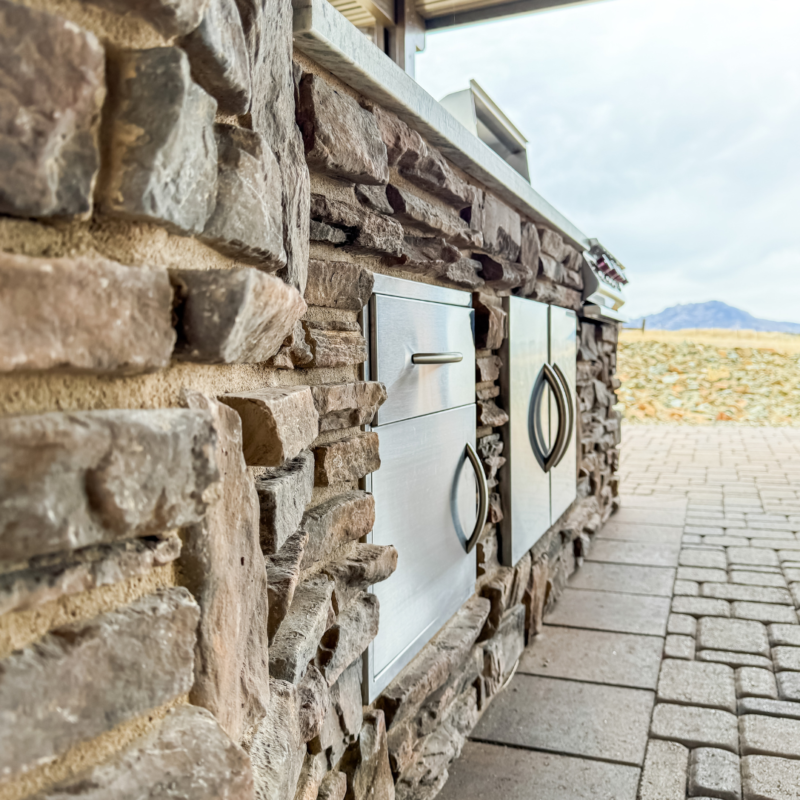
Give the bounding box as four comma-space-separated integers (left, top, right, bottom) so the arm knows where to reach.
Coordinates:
784, 568, 800, 582
674, 580, 700, 596
668, 613, 697, 637
698, 651, 774, 670
664, 635, 695, 660
773, 647, 800, 672
739, 697, 800, 721
587, 540, 680, 568
688, 747, 742, 800
650, 704, 739, 753
597, 521, 683, 544
677, 567, 728, 583
680, 549, 727, 569
638, 739, 688, 800
703, 583, 793, 605
545, 588, 670, 636
741, 755, 800, 800
770, 625, 800, 647
437, 741, 641, 800
736, 668, 778, 700
657, 659, 736, 712
518, 626, 663, 690
733, 602, 798, 625
728, 548, 781, 567
569, 562, 675, 597
731, 570, 787, 588
790, 584, 800, 608
740, 714, 800, 759
470, 675, 654, 766
672, 596, 731, 618
697, 617, 770, 657
776, 672, 800, 702
612, 507, 686, 527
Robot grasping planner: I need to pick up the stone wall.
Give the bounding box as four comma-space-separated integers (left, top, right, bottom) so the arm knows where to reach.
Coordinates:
0, 2, 620, 799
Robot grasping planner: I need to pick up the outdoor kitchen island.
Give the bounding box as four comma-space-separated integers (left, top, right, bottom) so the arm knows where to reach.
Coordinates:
0, 1, 624, 798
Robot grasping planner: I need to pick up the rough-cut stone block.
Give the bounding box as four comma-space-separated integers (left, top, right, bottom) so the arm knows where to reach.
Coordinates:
650, 704, 739, 753
688, 747, 741, 800
375, 596, 490, 728
172, 268, 305, 364
310, 662, 362, 767
310, 219, 348, 244
266, 530, 308, 643
294, 752, 328, 800
306, 260, 374, 310
0, 588, 199, 782
266, 321, 314, 370
519, 222, 542, 272
483, 605, 525, 696
312, 382, 388, 433
740, 715, 800, 759
181, 393, 270, 742
245, 678, 306, 800
538, 253, 566, 284
399, 234, 461, 266
297, 74, 388, 185
0, 253, 174, 375
478, 399, 509, 428
474, 253, 528, 292
355, 183, 394, 214
657, 659, 736, 712
387, 184, 480, 247
476, 355, 503, 383
87, 0, 209, 36
742, 755, 800, 800
318, 772, 348, 800
530, 278, 582, 311
200, 125, 286, 268
100, 48, 218, 235
269, 577, 334, 685
737, 668, 778, 699
220, 387, 319, 467
317, 592, 380, 686
404, 257, 485, 291
638, 739, 688, 800
0, 1, 105, 220
310, 195, 403, 256
298, 665, 330, 743
322, 544, 398, 613
179, 0, 251, 115
256, 451, 315, 554
314, 432, 380, 486
468, 190, 521, 261
697, 617, 770, 657
300, 492, 376, 568
32, 704, 255, 799
0, 409, 218, 564
339, 710, 394, 800
303, 320, 368, 367
474, 293, 506, 350
539, 228, 569, 261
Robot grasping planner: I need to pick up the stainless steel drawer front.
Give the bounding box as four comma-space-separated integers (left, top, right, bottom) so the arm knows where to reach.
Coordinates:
371, 293, 475, 426
499, 296, 551, 566
367, 405, 478, 702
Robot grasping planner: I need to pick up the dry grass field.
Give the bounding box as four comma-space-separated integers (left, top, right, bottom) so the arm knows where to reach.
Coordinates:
617, 328, 800, 426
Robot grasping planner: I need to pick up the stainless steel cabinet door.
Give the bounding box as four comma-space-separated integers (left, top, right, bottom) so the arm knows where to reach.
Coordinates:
549, 306, 578, 523
499, 296, 550, 567
367, 405, 479, 702
371, 293, 475, 426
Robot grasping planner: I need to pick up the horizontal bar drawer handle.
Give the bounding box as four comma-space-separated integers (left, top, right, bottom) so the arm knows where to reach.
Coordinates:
411, 352, 463, 365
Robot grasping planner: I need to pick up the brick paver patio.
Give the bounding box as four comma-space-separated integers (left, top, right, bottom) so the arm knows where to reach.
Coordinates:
440, 424, 800, 800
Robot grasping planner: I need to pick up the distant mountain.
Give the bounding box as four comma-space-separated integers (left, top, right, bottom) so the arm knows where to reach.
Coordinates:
625, 301, 800, 334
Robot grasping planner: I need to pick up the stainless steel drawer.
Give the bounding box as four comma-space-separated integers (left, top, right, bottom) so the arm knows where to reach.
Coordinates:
370, 278, 474, 426
366, 404, 481, 702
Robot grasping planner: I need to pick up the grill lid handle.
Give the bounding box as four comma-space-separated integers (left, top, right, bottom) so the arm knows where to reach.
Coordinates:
411, 352, 463, 365
465, 441, 489, 554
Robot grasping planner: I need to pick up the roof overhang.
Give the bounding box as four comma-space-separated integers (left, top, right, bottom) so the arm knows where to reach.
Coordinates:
422, 0, 609, 31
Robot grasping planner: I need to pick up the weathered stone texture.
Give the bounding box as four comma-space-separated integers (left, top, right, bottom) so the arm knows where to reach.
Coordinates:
483, 605, 525, 697
180, 393, 270, 742
300, 492, 376, 568
179, 0, 251, 115
468, 189, 521, 262
303, 320, 368, 368
314, 432, 381, 486
266, 321, 314, 370
31, 705, 255, 799
172, 268, 305, 364
688, 747, 741, 800
387, 184, 480, 247
0, 409, 217, 564
0, 1, 105, 220
476, 355, 503, 383
306, 260, 374, 311
311, 195, 403, 256
0, 253, 174, 375
0, 588, 199, 781
356, 183, 394, 214
266, 530, 308, 642
317, 592, 381, 686
539, 228, 569, 261
340, 710, 395, 800
478, 399, 509, 429
256, 451, 315, 554
318, 772, 348, 800
529, 277, 582, 311
269, 577, 335, 685
87, 0, 209, 37
220, 387, 319, 467
297, 74, 389, 185
519, 222, 541, 271
473, 293, 506, 350
200, 125, 286, 268
474, 254, 527, 292
312, 382, 388, 432
298, 665, 331, 743
100, 47, 218, 235
323, 544, 398, 613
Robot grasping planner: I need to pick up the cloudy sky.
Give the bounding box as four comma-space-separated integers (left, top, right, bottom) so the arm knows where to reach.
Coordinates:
416, 0, 800, 322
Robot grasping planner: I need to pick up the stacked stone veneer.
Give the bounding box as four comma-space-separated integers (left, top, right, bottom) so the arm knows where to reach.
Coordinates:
0, 1, 620, 798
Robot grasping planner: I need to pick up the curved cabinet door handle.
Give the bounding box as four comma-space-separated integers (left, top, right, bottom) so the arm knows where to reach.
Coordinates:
528, 363, 567, 474
465, 441, 489, 554
551, 363, 574, 469
411, 352, 463, 365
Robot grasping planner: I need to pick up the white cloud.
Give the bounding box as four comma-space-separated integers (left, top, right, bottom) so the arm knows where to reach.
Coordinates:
416, 0, 800, 322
